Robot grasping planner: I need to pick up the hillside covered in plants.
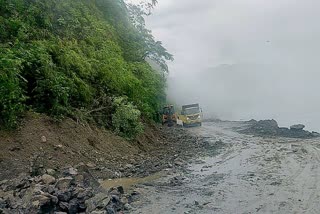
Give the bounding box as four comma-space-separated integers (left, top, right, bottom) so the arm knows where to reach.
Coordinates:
0, 0, 172, 138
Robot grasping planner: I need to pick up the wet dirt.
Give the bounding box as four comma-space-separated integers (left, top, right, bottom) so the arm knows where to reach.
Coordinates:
129, 121, 320, 214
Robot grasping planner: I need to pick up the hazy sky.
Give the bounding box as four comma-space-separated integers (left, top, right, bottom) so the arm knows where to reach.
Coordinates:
144, 0, 320, 130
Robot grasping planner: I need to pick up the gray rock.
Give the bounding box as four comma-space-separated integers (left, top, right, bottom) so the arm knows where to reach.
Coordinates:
290, 124, 305, 130
77, 188, 94, 200
78, 201, 87, 212
312, 131, 320, 137
74, 174, 85, 186
14, 174, 31, 190
111, 195, 120, 203
49, 195, 59, 205
125, 164, 133, 169
85, 193, 110, 212
0, 198, 7, 209
59, 201, 69, 211
86, 163, 96, 168
64, 168, 78, 176
55, 177, 74, 190
68, 198, 79, 214
124, 203, 132, 210
31, 194, 51, 211
42, 174, 56, 185
41, 136, 47, 143
116, 186, 124, 194
47, 185, 55, 194
46, 169, 56, 176
106, 207, 115, 214
57, 191, 72, 202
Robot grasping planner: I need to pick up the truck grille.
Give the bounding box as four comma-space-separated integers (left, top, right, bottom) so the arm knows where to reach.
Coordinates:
188, 115, 199, 120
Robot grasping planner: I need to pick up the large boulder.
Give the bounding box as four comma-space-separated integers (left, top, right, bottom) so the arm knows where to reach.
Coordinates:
246, 119, 279, 136
312, 131, 320, 137
290, 124, 305, 130
256, 119, 279, 129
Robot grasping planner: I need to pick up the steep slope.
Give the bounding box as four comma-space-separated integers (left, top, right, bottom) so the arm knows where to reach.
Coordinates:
0, 0, 171, 131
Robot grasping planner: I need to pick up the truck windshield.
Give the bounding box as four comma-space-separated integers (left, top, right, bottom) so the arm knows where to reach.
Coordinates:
185, 107, 200, 115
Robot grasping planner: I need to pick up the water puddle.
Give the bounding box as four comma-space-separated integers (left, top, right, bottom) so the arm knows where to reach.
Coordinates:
101, 172, 162, 191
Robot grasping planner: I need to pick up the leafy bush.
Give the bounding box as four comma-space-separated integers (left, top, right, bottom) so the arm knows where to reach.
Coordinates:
112, 97, 143, 139
0, 53, 25, 128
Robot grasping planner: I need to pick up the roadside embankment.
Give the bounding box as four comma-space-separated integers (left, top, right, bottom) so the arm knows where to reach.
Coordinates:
0, 113, 216, 213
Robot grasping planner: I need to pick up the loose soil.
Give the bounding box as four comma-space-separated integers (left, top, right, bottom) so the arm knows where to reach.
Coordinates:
0, 112, 208, 181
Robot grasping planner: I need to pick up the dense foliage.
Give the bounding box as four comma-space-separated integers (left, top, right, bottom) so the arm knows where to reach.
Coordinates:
0, 0, 172, 136
112, 96, 143, 139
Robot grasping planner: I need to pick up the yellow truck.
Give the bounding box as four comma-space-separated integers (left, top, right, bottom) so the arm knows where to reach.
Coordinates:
179, 103, 202, 127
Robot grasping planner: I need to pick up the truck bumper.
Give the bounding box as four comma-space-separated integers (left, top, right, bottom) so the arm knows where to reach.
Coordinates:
183, 120, 201, 127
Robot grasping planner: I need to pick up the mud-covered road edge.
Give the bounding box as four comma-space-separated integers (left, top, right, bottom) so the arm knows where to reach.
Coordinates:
0, 124, 226, 214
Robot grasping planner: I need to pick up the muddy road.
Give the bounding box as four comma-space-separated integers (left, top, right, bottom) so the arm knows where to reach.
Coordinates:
130, 121, 320, 214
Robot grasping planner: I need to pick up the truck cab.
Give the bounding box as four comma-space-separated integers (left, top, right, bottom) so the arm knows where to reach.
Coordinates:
179, 103, 202, 127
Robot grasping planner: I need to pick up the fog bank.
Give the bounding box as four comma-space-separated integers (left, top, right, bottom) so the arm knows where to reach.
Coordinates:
146, 0, 320, 131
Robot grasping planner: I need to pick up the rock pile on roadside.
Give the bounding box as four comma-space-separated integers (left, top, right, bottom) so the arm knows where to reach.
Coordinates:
242, 119, 320, 139
0, 168, 132, 214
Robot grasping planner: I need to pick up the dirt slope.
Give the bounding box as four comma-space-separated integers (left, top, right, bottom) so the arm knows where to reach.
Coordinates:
0, 112, 204, 181
0, 113, 134, 180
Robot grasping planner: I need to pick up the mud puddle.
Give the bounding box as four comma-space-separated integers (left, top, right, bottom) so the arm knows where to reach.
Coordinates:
101, 172, 163, 191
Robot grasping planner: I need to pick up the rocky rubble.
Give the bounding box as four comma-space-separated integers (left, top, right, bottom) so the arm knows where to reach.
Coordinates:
0, 123, 212, 214
241, 119, 320, 138
0, 168, 132, 214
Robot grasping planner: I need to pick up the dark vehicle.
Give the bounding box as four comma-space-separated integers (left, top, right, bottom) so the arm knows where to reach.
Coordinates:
162, 105, 177, 127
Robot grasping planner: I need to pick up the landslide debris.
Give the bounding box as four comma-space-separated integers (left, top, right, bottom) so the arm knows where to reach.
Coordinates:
0, 113, 209, 181
0, 114, 217, 213
240, 119, 320, 138
0, 168, 131, 214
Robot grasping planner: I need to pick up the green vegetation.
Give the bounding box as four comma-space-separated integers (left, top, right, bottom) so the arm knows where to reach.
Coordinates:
112, 96, 144, 139
0, 0, 172, 138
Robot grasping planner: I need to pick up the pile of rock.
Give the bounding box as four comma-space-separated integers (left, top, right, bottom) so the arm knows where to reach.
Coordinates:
0, 167, 131, 214
242, 120, 320, 139
242, 119, 279, 136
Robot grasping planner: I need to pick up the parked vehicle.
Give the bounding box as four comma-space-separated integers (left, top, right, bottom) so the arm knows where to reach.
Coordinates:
179, 103, 202, 127
162, 105, 177, 127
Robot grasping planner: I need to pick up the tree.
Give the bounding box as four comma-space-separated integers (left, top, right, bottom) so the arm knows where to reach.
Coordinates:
127, 2, 173, 72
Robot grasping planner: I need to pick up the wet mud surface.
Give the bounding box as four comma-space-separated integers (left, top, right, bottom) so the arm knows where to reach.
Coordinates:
128, 121, 320, 214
